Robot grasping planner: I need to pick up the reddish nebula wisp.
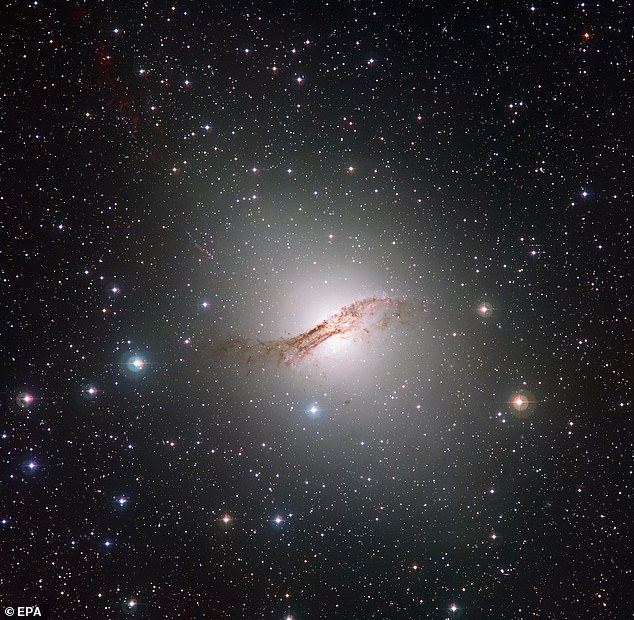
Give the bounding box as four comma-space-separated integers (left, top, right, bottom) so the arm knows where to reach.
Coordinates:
216, 296, 420, 368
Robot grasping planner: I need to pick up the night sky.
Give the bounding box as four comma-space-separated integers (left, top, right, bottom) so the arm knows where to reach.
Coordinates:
2, 1, 632, 619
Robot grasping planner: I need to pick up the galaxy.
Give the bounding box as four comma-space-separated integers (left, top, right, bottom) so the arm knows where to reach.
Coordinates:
3, 1, 631, 619
215, 296, 422, 366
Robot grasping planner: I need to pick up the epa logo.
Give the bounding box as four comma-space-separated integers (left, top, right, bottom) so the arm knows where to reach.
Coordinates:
4, 607, 45, 617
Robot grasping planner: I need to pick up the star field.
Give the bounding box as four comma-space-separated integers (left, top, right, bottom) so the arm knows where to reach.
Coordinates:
2, 1, 632, 619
